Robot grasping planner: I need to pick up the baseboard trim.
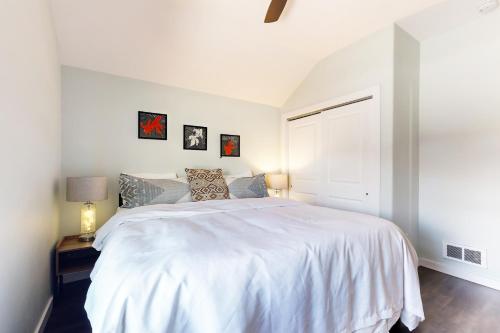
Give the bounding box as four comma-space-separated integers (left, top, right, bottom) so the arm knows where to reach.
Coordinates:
34, 296, 53, 333
419, 258, 500, 291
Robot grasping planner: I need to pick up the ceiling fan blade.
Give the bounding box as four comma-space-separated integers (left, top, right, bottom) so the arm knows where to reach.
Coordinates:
264, 0, 288, 23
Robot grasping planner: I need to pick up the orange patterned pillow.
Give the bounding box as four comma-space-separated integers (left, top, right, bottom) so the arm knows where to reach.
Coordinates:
185, 168, 230, 202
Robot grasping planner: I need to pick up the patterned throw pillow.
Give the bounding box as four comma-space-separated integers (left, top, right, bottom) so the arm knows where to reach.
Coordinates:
225, 174, 269, 199
185, 168, 230, 202
119, 174, 192, 208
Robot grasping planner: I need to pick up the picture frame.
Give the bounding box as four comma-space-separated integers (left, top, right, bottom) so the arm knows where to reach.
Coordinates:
183, 125, 208, 150
220, 134, 240, 157
138, 111, 167, 140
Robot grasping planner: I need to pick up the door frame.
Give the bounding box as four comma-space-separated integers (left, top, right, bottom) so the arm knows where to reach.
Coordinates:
281, 86, 381, 210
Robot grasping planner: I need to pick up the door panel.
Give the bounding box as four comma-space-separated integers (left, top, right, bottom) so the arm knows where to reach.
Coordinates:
287, 96, 380, 216
319, 99, 380, 215
326, 112, 363, 185
288, 115, 321, 204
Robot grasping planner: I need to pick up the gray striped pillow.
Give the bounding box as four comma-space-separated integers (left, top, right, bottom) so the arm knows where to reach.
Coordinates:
225, 174, 269, 199
119, 174, 192, 208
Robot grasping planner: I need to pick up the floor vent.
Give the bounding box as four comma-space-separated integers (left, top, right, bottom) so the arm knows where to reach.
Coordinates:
443, 242, 487, 268
446, 244, 463, 260
464, 249, 482, 265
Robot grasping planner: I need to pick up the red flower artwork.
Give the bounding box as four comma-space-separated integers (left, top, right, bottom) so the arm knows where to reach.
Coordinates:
138, 112, 167, 140
141, 115, 164, 135
224, 139, 235, 155
220, 134, 240, 157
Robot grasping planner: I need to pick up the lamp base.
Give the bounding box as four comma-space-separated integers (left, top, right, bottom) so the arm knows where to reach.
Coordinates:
79, 233, 95, 242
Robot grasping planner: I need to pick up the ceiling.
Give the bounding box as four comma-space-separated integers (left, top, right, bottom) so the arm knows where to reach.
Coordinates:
398, 0, 486, 41
50, 0, 445, 107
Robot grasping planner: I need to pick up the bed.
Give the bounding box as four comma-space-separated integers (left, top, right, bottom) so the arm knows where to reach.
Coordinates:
85, 197, 424, 333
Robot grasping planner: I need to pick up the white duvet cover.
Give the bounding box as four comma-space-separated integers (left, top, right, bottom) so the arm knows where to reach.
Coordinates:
86, 198, 424, 333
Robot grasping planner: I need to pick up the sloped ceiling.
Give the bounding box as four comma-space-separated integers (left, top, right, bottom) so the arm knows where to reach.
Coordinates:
50, 0, 444, 107
398, 0, 486, 41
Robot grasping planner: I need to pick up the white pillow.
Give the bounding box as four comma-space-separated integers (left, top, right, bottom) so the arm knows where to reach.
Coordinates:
123, 172, 177, 179
226, 171, 253, 178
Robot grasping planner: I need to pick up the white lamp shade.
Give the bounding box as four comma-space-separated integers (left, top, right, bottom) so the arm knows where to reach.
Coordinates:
66, 177, 108, 202
267, 174, 288, 190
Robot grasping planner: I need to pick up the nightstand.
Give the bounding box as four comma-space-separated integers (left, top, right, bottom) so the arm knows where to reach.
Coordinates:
55, 235, 100, 296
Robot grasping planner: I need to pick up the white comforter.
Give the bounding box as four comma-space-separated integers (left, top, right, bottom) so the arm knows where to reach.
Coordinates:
86, 198, 424, 333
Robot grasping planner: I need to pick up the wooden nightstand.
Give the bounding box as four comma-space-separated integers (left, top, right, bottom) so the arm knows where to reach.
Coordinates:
55, 235, 100, 296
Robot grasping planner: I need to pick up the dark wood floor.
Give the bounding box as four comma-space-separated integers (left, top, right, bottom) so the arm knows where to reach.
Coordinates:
392, 267, 500, 333
44, 267, 500, 333
45, 279, 92, 333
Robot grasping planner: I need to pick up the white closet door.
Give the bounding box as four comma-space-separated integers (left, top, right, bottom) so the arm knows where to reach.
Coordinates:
318, 98, 380, 216
288, 114, 321, 203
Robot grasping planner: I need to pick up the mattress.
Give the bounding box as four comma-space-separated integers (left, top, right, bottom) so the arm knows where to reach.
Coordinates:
86, 198, 424, 333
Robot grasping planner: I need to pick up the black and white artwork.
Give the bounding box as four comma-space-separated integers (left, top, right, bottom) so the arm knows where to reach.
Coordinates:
183, 125, 208, 150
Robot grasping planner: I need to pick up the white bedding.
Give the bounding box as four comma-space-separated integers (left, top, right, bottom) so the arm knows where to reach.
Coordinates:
86, 198, 424, 333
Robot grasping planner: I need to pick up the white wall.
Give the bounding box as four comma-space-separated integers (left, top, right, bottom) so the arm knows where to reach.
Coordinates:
0, 1, 61, 332
61, 67, 281, 236
282, 27, 396, 221
419, 10, 500, 285
393, 26, 420, 244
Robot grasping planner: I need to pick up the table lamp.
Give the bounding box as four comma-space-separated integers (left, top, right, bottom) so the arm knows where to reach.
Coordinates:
267, 174, 288, 197
66, 177, 108, 242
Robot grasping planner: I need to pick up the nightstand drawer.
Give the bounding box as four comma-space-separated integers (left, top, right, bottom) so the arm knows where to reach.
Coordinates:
59, 247, 98, 261
56, 235, 101, 294
59, 251, 99, 275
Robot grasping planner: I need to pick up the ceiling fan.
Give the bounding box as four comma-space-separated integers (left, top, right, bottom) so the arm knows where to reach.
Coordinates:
264, 0, 288, 23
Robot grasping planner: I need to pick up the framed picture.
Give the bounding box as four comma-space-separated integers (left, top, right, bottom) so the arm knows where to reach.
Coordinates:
220, 134, 240, 157
138, 111, 167, 140
183, 125, 208, 150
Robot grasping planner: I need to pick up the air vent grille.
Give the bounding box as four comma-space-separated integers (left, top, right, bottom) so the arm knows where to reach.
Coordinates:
447, 245, 463, 260
443, 242, 486, 268
464, 249, 482, 265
